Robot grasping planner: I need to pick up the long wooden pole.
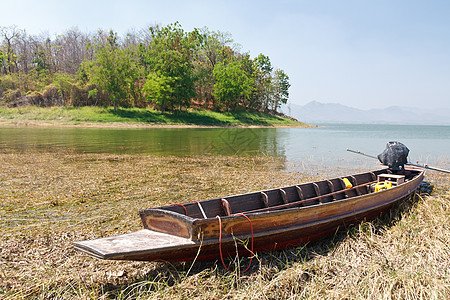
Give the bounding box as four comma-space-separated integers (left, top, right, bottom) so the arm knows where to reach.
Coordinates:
346, 149, 450, 174
406, 162, 450, 174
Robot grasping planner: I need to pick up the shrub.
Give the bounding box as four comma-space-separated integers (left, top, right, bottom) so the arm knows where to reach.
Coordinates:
42, 85, 63, 106
0, 89, 23, 105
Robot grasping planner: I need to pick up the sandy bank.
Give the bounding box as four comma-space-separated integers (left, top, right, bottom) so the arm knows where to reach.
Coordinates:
0, 120, 314, 129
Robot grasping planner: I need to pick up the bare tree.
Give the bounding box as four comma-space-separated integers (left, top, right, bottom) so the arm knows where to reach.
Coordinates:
53, 28, 92, 74
0, 25, 24, 74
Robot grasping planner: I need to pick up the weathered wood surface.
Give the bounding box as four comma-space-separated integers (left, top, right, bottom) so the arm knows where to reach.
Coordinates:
73, 230, 196, 260
74, 168, 424, 262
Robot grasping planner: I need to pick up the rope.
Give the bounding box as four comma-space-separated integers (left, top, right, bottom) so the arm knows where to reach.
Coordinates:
192, 201, 207, 219
216, 213, 254, 273
170, 203, 187, 216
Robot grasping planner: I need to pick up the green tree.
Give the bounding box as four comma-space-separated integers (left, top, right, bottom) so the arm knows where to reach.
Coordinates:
82, 30, 139, 111
239, 53, 260, 110
271, 69, 290, 111
0, 51, 5, 72
253, 54, 273, 111
141, 22, 201, 111
53, 72, 75, 107
142, 72, 174, 111
213, 61, 253, 111
195, 27, 238, 109
32, 49, 50, 72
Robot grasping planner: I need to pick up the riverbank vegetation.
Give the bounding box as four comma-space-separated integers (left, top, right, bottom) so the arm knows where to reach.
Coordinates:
0, 24, 291, 115
0, 106, 303, 127
1, 151, 449, 299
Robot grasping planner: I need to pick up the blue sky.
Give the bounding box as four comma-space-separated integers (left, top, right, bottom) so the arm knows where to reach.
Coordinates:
3, 0, 450, 109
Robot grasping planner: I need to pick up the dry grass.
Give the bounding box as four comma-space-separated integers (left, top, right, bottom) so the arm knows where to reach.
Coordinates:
0, 151, 449, 299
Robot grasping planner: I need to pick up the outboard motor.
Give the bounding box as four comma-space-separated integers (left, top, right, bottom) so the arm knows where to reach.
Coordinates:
377, 141, 409, 170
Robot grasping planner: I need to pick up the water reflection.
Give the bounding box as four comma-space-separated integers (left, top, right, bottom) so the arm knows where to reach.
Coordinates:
0, 124, 448, 174
0, 127, 287, 157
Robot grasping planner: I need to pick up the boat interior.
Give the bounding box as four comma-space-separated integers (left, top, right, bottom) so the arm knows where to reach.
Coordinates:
140, 168, 421, 220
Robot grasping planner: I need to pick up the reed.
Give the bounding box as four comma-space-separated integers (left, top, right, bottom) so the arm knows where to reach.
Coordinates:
0, 151, 448, 299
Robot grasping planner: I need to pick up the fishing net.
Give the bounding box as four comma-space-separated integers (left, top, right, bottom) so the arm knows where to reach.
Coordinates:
377, 141, 409, 169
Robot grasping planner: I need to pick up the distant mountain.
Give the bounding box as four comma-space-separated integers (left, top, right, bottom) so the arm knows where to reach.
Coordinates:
281, 101, 450, 125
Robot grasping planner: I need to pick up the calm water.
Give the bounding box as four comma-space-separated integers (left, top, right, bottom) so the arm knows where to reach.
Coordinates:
1, 124, 449, 173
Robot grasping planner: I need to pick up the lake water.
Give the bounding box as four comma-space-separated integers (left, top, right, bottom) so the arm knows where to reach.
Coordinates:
1, 124, 449, 175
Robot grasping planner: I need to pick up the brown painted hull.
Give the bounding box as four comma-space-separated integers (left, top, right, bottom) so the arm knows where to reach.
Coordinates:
74, 168, 424, 262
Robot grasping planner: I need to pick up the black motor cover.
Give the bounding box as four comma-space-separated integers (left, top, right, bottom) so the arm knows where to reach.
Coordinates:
377, 141, 409, 169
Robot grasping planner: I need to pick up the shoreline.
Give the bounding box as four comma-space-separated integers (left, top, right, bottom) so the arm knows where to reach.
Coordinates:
0, 106, 313, 129
0, 120, 315, 129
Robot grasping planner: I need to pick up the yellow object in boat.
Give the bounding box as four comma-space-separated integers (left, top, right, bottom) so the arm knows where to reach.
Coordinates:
342, 178, 352, 189
375, 181, 392, 192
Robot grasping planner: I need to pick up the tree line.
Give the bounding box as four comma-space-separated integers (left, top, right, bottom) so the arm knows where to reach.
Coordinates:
0, 23, 290, 112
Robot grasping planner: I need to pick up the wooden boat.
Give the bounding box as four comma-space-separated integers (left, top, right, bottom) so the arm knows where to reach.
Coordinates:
74, 167, 424, 262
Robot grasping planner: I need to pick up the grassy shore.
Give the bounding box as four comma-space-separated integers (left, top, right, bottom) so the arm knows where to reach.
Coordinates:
0, 106, 307, 128
0, 151, 449, 299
